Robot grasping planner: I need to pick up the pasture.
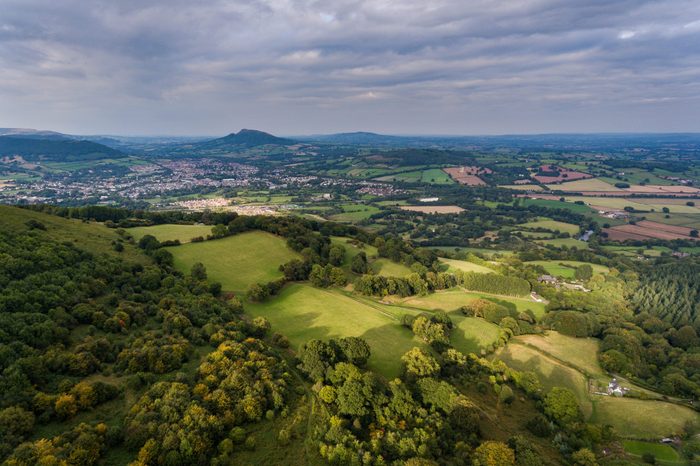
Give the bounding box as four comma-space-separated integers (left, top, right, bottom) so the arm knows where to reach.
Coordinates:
400, 289, 546, 319
450, 315, 502, 354
127, 224, 214, 243
246, 284, 426, 377
372, 258, 413, 277
622, 440, 682, 465
535, 238, 590, 249
331, 236, 378, 264
329, 203, 381, 222
440, 258, 495, 274
168, 231, 300, 293
592, 398, 698, 439
399, 205, 465, 214
547, 178, 622, 192
526, 260, 609, 279
518, 219, 580, 234
376, 168, 455, 184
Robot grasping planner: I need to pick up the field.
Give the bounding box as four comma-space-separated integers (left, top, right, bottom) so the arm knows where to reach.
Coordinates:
604, 221, 699, 242
622, 440, 682, 465
399, 205, 465, 214
376, 168, 454, 184
127, 224, 214, 243
440, 257, 495, 274
168, 231, 301, 293
565, 196, 700, 213
372, 258, 413, 277
246, 284, 427, 377
518, 198, 595, 215
331, 236, 378, 264
547, 178, 619, 192
535, 238, 590, 249
495, 333, 699, 438
399, 289, 546, 319
533, 165, 592, 184
499, 184, 544, 191
450, 315, 502, 354
329, 203, 381, 222
525, 260, 609, 279
518, 219, 580, 234
443, 166, 488, 185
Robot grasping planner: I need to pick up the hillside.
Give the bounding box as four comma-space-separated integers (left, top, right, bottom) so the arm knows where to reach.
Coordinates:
0, 135, 123, 161
197, 129, 296, 149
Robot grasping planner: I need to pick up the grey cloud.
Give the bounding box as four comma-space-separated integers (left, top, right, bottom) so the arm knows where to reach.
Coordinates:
0, 0, 698, 134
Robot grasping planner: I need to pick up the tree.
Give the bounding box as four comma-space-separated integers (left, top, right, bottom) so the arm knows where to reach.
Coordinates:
543, 387, 582, 426
574, 264, 593, 281
211, 224, 228, 238
298, 340, 337, 381
55, 394, 78, 419
329, 245, 345, 266
571, 448, 598, 466
473, 441, 515, 466
329, 267, 347, 286
350, 252, 368, 274
191, 262, 207, 281
401, 347, 440, 377
334, 337, 371, 366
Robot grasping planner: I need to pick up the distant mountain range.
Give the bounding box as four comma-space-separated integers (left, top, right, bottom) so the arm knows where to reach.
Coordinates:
0, 130, 123, 162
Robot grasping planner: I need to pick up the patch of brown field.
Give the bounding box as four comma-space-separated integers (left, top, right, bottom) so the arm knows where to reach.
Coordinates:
635, 220, 695, 235
634, 198, 700, 206
606, 224, 698, 241
443, 167, 489, 185
604, 229, 651, 241
623, 185, 700, 194
532, 164, 592, 184
399, 205, 465, 214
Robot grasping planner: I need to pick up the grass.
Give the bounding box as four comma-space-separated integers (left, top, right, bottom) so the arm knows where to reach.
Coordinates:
0, 205, 146, 263
425, 246, 515, 258
518, 219, 580, 235
330, 236, 378, 265
622, 440, 682, 464
450, 315, 502, 354
168, 231, 301, 293
127, 224, 214, 243
547, 178, 621, 192
515, 333, 604, 377
246, 284, 427, 378
440, 258, 495, 274
372, 258, 413, 277
518, 198, 595, 215
399, 289, 546, 320
592, 398, 698, 439
329, 203, 381, 222
535, 238, 590, 249
525, 260, 609, 279
376, 168, 455, 185
567, 196, 700, 213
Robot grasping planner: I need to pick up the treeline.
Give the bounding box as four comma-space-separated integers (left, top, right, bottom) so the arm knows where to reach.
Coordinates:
356, 270, 531, 298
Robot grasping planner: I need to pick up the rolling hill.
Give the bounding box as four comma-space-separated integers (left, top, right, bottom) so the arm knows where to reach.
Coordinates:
196, 129, 296, 149
0, 135, 123, 161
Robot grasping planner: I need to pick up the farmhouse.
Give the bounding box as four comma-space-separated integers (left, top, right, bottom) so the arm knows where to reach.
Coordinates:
607, 378, 629, 397
538, 275, 558, 285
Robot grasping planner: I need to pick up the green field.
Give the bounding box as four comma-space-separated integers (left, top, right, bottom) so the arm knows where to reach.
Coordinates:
518, 219, 580, 235
601, 245, 671, 257
592, 398, 698, 439
548, 178, 621, 192
622, 440, 682, 465
440, 258, 495, 274
536, 238, 590, 249
425, 246, 515, 258
513, 230, 555, 239
128, 224, 214, 243
168, 231, 301, 293
329, 203, 381, 222
400, 289, 546, 319
518, 198, 595, 215
525, 260, 609, 279
450, 315, 502, 354
372, 258, 413, 277
246, 284, 427, 377
565, 196, 700, 213
376, 168, 454, 185
331, 236, 378, 264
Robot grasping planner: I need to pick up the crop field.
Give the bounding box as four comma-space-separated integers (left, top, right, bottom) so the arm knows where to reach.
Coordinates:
604, 222, 699, 242
566, 196, 700, 213
525, 260, 609, 279
622, 440, 682, 465
400, 289, 546, 319
376, 168, 455, 184
128, 224, 214, 243
547, 178, 621, 192
399, 205, 465, 214
443, 166, 489, 185
533, 165, 592, 184
168, 231, 301, 293
440, 258, 495, 274
535, 238, 590, 249
246, 284, 427, 377
518, 219, 580, 234
372, 258, 413, 277
329, 203, 381, 222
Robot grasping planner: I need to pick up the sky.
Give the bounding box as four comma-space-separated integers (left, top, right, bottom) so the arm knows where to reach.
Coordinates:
1, 0, 699, 136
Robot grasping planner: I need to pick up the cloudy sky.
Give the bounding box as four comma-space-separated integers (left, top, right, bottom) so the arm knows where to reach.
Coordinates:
1, 0, 699, 135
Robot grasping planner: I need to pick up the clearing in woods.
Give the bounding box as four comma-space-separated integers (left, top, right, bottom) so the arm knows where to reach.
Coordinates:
168, 231, 301, 293
127, 224, 214, 243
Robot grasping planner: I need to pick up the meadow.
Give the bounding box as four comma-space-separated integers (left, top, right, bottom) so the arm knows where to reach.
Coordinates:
329, 203, 381, 222
535, 238, 590, 249
525, 260, 609, 279
127, 224, 214, 243
371, 258, 413, 277
622, 440, 682, 465
440, 257, 495, 274
517, 219, 580, 235
168, 231, 300, 293
376, 168, 455, 184
399, 289, 546, 319
246, 284, 427, 377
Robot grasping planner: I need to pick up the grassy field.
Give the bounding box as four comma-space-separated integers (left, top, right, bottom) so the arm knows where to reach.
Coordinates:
372, 258, 413, 277
127, 224, 214, 243
331, 236, 378, 264
246, 284, 427, 377
426, 246, 515, 258
440, 257, 495, 274
622, 440, 682, 465
548, 178, 622, 192
399, 289, 546, 319
450, 315, 502, 354
644, 212, 700, 230
329, 203, 381, 222
592, 398, 698, 439
518, 198, 595, 215
525, 260, 609, 279
601, 245, 671, 257
566, 196, 700, 213
168, 231, 300, 293
518, 219, 580, 234
535, 238, 590, 249
376, 168, 455, 185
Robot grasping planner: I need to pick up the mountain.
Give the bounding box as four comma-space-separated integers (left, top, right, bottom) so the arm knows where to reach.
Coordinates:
0, 128, 69, 140
302, 131, 412, 145
0, 136, 123, 162
197, 129, 296, 149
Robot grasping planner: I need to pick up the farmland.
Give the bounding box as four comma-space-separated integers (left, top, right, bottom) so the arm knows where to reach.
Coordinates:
329, 203, 381, 222
168, 231, 301, 293
399, 289, 547, 319
604, 221, 700, 242
517, 219, 580, 234
443, 166, 489, 185
439, 257, 495, 274
375, 168, 454, 184
398, 205, 465, 214
525, 260, 609, 279
127, 223, 214, 243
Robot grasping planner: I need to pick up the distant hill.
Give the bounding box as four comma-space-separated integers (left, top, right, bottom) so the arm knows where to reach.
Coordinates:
0, 128, 69, 140
197, 129, 296, 149
0, 136, 123, 162
302, 131, 412, 145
